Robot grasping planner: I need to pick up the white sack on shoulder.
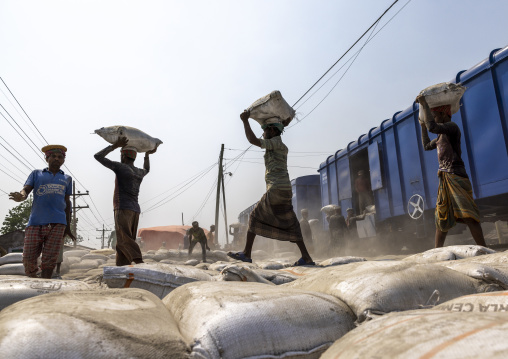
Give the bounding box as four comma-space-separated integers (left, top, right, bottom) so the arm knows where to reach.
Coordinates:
95, 125, 162, 153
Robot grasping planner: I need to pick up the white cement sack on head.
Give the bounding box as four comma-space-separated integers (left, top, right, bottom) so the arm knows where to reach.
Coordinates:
417, 82, 466, 123
103, 262, 213, 298
163, 281, 355, 359
436, 261, 508, 289
0, 288, 189, 358
63, 249, 89, 258
0, 263, 25, 276
320, 256, 367, 267
247, 90, 295, 127
0, 253, 23, 265
435, 290, 508, 313
229, 222, 242, 229
321, 309, 508, 359
285, 261, 499, 322
321, 204, 338, 214
70, 259, 101, 270
403, 245, 495, 263
95, 125, 162, 153
0, 276, 92, 310
90, 248, 115, 256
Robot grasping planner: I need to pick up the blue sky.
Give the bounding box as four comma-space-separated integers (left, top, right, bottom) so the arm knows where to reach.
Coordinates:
1, 0, 507, 247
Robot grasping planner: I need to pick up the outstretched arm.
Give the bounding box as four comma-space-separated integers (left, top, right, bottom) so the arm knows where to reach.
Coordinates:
9, 185, 33, 202
240, 110, 261, 147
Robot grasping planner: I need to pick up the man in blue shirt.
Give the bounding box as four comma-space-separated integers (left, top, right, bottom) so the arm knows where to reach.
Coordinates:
9, 145, 75, 279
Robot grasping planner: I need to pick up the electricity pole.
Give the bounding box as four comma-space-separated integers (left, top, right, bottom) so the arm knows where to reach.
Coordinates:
214, 144, 224, 246
72, 180, 89, 237
96, 224, 112, 249
221, 170, 229, 245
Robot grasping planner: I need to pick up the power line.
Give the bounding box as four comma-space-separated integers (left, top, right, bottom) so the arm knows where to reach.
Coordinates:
0, 77, 49, 144
0, 106, 46, 164
0, 164, 24, 184
0, 153, 29, 178
292, 0, 400, 107
288, 0, 413, 129
0, 135, 37, 170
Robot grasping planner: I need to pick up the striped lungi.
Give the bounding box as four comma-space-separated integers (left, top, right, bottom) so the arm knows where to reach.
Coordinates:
435, 171, 480, 232
248, 188, 303, 242
23, 224, 66, 276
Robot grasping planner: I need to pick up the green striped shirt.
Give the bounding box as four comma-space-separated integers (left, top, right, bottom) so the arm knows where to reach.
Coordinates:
260, 136, 291, 191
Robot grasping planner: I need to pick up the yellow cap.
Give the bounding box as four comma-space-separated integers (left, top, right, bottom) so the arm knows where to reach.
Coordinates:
41, 145, 67, 153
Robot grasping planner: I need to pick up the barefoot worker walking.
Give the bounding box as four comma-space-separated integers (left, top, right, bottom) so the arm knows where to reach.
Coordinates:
228, 110, 314, 265
95, 137, 156, 266
417, 95, 487, 248
9, 145, 75, 278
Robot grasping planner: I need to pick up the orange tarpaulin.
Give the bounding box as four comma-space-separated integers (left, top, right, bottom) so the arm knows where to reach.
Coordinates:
137, 225, 209, 251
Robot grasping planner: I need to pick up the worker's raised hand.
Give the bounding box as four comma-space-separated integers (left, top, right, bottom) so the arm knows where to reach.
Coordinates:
9, 192, 26, 202
113, 136, 129, 149
415, 95, 427, 106
240, 110, 250, 122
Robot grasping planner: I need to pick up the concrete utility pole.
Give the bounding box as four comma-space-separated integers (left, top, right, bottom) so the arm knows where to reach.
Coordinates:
72, 180, 89, 237
96, 224, 112, 249
222, 171, 230, 245
214, 144, 224, 246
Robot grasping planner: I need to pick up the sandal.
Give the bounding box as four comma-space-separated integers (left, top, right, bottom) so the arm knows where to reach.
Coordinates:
293, 257, 316, 266
227, 251, 253, 263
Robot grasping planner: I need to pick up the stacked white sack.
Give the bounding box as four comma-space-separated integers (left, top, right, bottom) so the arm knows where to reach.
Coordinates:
103, 262, 213, 298
0, 275, 92, 310
0, 288, 190, 358
163, 281, 355, 359
284, 260, 500, 322
95, 125, 162, 153
321, 309, 508, 359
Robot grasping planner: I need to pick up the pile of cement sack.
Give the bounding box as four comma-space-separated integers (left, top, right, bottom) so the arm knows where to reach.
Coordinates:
0, 253, 25, 276
0, 275, 92, 310
0, 288, 189, 358
1, 244, 507, 358
163, 282, 355, 358
321, 294, 508, 358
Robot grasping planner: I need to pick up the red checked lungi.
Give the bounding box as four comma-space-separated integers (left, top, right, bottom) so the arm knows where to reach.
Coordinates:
23, 224, 66, 277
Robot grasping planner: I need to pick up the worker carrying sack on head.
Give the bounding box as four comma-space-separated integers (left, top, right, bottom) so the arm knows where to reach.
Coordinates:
228, 91, 315, 266
416, 84, 487, 249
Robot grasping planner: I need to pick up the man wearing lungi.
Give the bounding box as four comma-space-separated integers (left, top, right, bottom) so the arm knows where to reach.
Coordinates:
417, 95, 487, 248
95, 137, 156, 265
227, 110, 315, 265
9, 145, 75, 278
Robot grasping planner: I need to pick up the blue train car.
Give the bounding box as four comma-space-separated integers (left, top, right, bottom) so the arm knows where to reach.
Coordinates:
291, 175, 322, 221
319, 45, 508, 249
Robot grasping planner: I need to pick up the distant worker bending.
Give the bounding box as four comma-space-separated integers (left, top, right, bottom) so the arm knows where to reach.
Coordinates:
95, 137, 156, 266
417, 95, 487, 248
228, 110, 314, 266
355, 170, 373, 212
187, 221, 210, 262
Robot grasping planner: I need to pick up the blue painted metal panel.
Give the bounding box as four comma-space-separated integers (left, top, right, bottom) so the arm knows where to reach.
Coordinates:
382, 128, 404, 217
394, 111, 425, 210
328, 157, 339, 206
291, 175, 321, 220
492, 52, 508, 158
368, 142, 383, 190
337, 157, 352, 200
459, 68, 508, 198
